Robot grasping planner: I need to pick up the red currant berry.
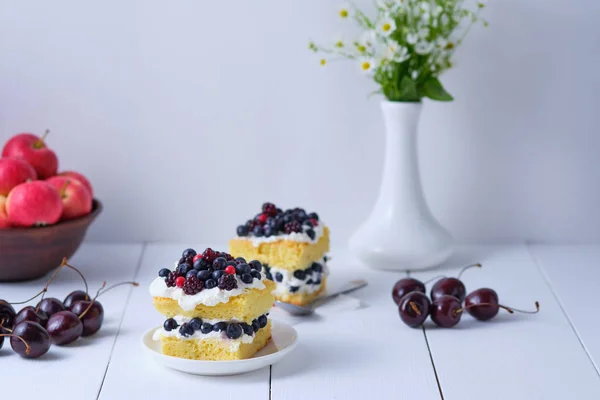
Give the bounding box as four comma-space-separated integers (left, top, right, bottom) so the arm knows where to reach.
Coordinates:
258, 213, 268, 224
310, 218, 318, 226
192, 254, 202, 263
225, 265, 236, 275
175, 276, 185, 288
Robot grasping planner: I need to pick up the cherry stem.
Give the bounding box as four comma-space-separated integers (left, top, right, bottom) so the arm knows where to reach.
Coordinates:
10, 288, 47, 305
60, 180, 71, 197
454, 301, 540, 316
0, 333, 30, 354
36, 258, 70, 311
409, 301, 421, 316
62, 259, 90, 300
457, 263, 482, 279
79, 282, 106, 320
35, 129, 50, 148
423, 275, 445, 285
98, 281, 139, 296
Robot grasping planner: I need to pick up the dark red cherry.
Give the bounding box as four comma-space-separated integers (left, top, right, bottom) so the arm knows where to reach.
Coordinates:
10, 321, 51, 358
430, 295, 463, 328
430, 278, 466, 303
46, 311, 83, 345
70, 300, 104, 336
63, 290, 89, 309
465, 288, 540, 321
37, 298, 66, 317
0, 299, 16, 331
392, 278, 425, 305
398, 292, 430, 327
14, 306, 49, 327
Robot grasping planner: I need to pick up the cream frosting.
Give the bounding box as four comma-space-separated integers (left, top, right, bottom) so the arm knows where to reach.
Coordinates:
239, 221, 325, 247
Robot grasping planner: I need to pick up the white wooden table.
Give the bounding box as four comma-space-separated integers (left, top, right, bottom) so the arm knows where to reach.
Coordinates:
1, 243, 599, 399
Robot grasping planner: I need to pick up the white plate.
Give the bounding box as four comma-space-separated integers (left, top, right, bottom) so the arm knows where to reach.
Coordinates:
141, 319, 298, 376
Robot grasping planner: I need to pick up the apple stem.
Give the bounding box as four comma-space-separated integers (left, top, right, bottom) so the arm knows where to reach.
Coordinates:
98, 281, 139, 297
60, 180, 71, 198
10, 288, 47, 305
0, 333, 30, 354
457, 263, 482, 279
78, 282, 106, 320
409, 301, 421, 316
34, 129, 50, 149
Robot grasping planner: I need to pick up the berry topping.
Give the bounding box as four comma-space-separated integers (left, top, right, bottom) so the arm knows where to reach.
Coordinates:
311, 262, 323, 273
305, 229, 316, 240
225, 265, 236, 275
250, 270, 262, 280
178, 256, 190, 266
306, 279, 314, 285
308, 212, 319, 221
200, 323, 213, 334
235, 257, 247, 264
183, 275, 203, 295
240, 273, 253, 284
275, 272, 283, 282
193, 259, 208, 271
202, 248, 217, 263
241, 323, 254, 336
185, 270, 198, 279
192, 254, 202, 263
284, 221, 302, 234
226, 323, 243, 339
197, 270, 212, 281
212, 270, 225, 280
249, 260, 262, 271
163, 318, 178, 331
257, 213, 268, 224
213, 257, 227, 270
179, 323, 194, 337
237, 225, 250, 236
218, 274, 238, 291
205, 279, 218, 289
189, 318, 202, 331
182, 248, 197, 258
258, 315, 268, 328
264, 226, 274, 237
165, 272, 177, 287
175, 276, 185, 288
262, 202, 277, 215
293, 270, 307, 280
158, 268, 170, 277
213, 322, 227, 332
251, 320, 260, 332
253, 225, 265, 237
289, 286, 299, 293
177, 263, 192, 276
236, 263, 251, 275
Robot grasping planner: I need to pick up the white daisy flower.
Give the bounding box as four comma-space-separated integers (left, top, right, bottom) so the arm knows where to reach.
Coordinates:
385, 40, 409, 62
411, 70, 419, 80
406, 32, 419, 45
359, 58, 376, 74
418, 28, 430, 39
333, 33, 345, 49
436, 38, 448, 48
377, 16, 396, 37
339, 4, 351, 19
440, 14, 449, 25
359, 30, 377, 48
415, 41, 434, 55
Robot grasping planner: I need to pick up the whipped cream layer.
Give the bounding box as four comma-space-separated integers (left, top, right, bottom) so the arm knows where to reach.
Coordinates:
270, 261, 329, 295
152, 316, 255, 351
239, 221, 325, 247
149, 274, 266, 310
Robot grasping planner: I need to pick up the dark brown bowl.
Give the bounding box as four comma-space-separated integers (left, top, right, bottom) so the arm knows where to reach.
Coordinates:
0, 199, 103, 282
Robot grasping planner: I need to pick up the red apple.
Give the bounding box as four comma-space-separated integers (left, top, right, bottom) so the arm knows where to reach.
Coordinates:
59, 171, 93, 197
6, 181, 63, 227
46, 176, 92, 220
0, 157, 37, 196
0, 195, 11, 228
2, 131, 59, 179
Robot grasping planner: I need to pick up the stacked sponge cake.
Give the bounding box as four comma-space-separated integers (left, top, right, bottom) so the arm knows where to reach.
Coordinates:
150, 247, 275, 360
229, 203, 330, 306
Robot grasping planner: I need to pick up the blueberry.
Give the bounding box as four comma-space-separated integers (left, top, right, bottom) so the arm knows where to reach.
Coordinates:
211, 257, 225, 270
305, 228, 316, 240
226, 260, 237, 268
237, 225, 249, 236
186, 270, 198, 279
293, 270, 306, 280
308, 212, 319, 221
276, 207, 283, 214
189, 317, 203, 331
158, 268, 171, 277
213, 322, 227, 332
235, 257, 247, 264
283, 214, 293, 223
179, 323, 194, 337
226, 323, 243, 339
311, 262, 323, 273
306, 279, 314, 285
241, 323, 254, 336
240, 273, 253, 284
289, 286, 299, 293
265, 271, 273, 281
250, 270, 261, 280
314, 278, 322, 285
197, 270, 212, 281
296, 210, 308, 221
251, 320, 260, 332
177, 263, 192, 275
163, 318, 178, 331
253, 226, 264, 237
205, 279, 217, 289
182, 248, 197, 258
212, 270, 225, 281
264, 226, 274, 237
200, 323, 213, 334
258, 315, 268, 328
303, 220, 314, 228
248, 260, 262, 271
193, 259, 209, 271
236, 263, 250, 275
275, 272, 283, 282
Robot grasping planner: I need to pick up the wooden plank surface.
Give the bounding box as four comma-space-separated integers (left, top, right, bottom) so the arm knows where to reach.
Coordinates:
410, 245, 600, 400
529, 245, 600, 374
98, 244, 271, 400
0, 243, 144, 400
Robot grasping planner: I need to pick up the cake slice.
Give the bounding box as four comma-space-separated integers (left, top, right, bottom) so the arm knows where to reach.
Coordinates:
229, 203, 330, 306
149, 247, 275, 360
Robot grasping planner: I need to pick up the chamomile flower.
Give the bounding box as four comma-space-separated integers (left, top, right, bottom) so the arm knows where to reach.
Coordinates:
359, 58, 375, 74
415, 41, 434, 55
385, 40, 409, 63
411, 70, 419, 80
418, 28, 430, 39
333, 34, 345, 49
406, 32, 418, 45
320, 58, 327, 66
359, 30, 376, 48
339, 4, 351, 19
377, 16, 396, 37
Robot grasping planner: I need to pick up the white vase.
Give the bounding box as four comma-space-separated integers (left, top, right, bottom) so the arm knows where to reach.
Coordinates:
349, 101, 454, 271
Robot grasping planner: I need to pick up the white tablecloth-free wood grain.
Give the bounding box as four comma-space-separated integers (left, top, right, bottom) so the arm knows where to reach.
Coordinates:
2, 244, 599, 400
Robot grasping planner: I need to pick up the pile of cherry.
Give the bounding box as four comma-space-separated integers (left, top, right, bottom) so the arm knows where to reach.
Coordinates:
0, 258, 137, 358
392, 263, 540, 328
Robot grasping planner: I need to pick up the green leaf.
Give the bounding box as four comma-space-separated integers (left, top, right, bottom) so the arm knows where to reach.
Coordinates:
422, 77, 454, 101
396, 76, 420, 102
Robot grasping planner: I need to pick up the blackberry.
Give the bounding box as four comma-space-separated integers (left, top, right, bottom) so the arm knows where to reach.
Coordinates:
179, 323, 194, 337
249, 260, 262, 271
183, 275, 204, 295
165, 272, 177, 287
284, 221, 302, 234
262, 202, 277, 216
182, 248, 197, 258
158, 268, 170, 277
202, 248, 217, 263
241, 323, 254, 336
226, 323, 243, 339
213, 322, 227, 332
200, 323, 213, 334
251, 320, 260, 333
308, 212, 319, 221
250, 270, 261, 280
218, 274, 238, 291
189, 318, 203, 331
258, 315, 268, 328
163, 318, 178, 331
293, 270, 307, 280
306, 228, 316, 240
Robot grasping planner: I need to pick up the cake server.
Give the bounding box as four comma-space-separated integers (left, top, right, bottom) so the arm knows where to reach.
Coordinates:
274, 279, 367, 316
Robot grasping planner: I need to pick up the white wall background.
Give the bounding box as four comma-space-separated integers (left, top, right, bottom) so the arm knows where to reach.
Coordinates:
0, 0, 598, 245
